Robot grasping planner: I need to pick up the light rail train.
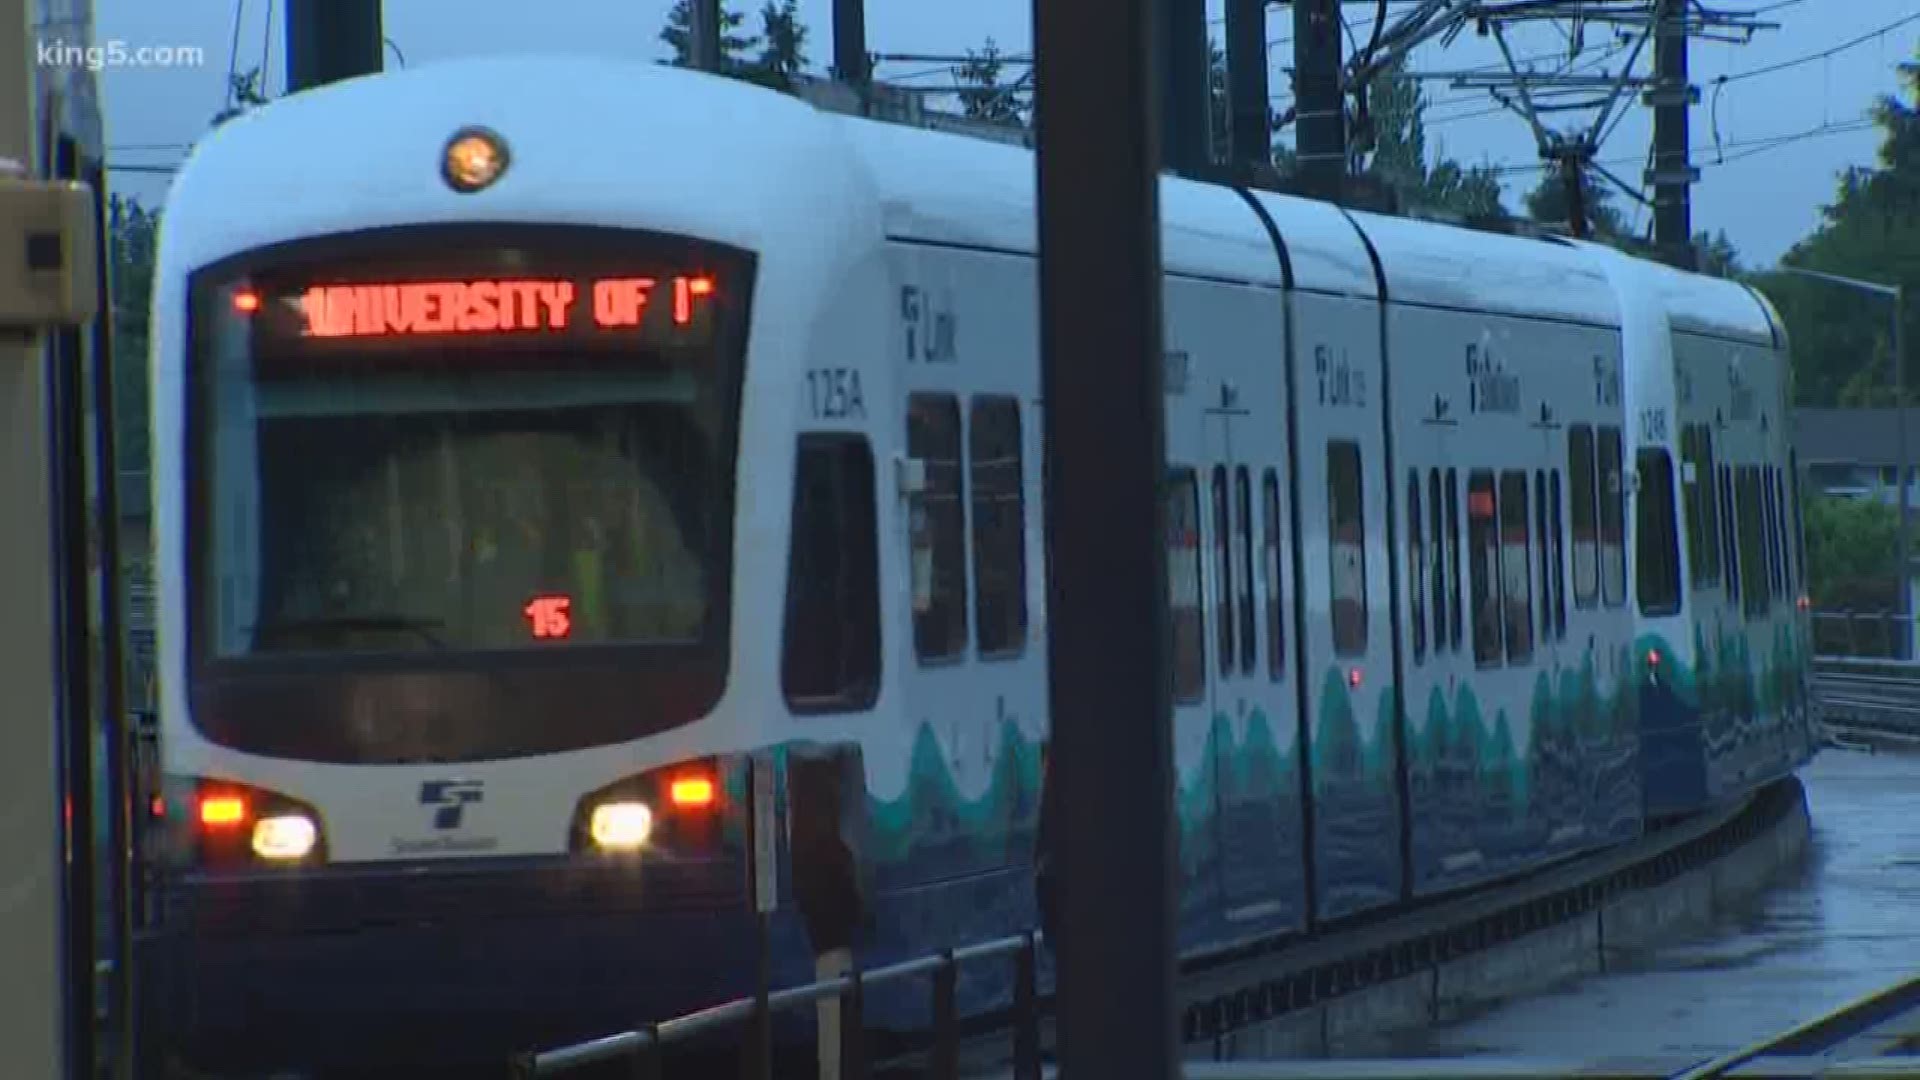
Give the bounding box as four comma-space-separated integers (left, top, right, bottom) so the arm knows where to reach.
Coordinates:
139, 54, 1814, 1073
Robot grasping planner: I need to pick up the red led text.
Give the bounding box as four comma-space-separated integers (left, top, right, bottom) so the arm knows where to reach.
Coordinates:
525, 595, 573, 640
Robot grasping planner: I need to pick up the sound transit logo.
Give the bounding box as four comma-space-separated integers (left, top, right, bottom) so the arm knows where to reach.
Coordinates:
392, 780, 499, 856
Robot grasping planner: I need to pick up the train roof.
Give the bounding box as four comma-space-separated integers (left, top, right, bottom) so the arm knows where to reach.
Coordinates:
1578, 241, 1779, 347
843, 118, 1378, 298
162, 55, 868, 274
165, 55, 1751, 343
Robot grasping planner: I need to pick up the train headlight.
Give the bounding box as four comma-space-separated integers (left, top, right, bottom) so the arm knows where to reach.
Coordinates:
589, 801, 654, 851
442, 126, 509, 193
251, 814, 318, 861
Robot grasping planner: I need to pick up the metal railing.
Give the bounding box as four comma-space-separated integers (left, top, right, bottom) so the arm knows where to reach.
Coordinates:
1811, 609, 1916, 661
512, 930, 1047, 1079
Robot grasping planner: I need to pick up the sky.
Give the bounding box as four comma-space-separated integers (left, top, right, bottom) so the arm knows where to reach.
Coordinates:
80, 0, 1920, 268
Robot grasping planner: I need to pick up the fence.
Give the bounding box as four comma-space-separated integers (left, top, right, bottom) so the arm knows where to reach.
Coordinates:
1810, 609, 1914, 661
512, 930, 1047, 1080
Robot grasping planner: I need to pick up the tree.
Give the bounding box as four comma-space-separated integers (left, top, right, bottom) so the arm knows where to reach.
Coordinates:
1352, 61, 1509, 220
660, 0, 760, 70
1749, 44, 1918, 407
1522, 160, 1627, 238
1803, 492, 1900, 615
955, 37, 1023, 125
1693, 228, 1741, 278
751, 0, 807, 89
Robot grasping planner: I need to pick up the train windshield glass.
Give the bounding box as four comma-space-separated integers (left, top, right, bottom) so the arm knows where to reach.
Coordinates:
189, 230, 750, 660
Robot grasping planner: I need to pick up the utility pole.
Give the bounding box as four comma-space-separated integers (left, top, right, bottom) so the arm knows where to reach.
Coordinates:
831, 0, 869, 91
285, 0, 383, 93
1160, 0, 1210, 175
1648, 0, 1699, 269
1226, 0, 1270, 173
1292, 0, 1345, 201
1032, 0, 1179, 1073
689, 0, 721, 73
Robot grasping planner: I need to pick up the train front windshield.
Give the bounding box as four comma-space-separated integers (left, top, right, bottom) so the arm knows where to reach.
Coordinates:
184, 226, 751, 761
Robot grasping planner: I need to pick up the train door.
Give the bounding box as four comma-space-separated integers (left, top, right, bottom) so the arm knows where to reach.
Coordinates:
1202, 393, 1297, 930
1289, 294, 1402, 922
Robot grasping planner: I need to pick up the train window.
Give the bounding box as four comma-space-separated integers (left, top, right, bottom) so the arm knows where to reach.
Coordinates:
1328, 442, 1368, 657
1719, 464, 1740, 605
1760, 466, 1780, 599
1535, 470, 1551, 641
1781, 449, 1797, 591
1500, 470, 1534, 663
1467, 471, 1503, 667
1696, 427, 1723, 586
1263, 469, 1286, 681
1213, 465, 1235, 675
908, 394, 968, 661
1409, 472, 1427, 663
1598, 426, 1628, 608
1635, 448, 1683, 617
1549, 469, 1567, 637
969, 396, 1028, 658
1428, 469, 1446, 653
781, 434, 880, 712
1568, 425, 1599, 608
1774, 467, 1793, 598
1169, 468, 1207, 702
1447, 468, 1463, 651
1236, 466, 1258, 674
1738, 466, 1769, 617
1679, 426, 1704, 585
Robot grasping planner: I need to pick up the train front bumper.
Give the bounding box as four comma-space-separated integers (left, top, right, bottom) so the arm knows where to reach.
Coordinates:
141, 854, 816, 1074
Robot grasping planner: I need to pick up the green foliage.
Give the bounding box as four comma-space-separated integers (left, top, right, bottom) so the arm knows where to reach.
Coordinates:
107, 194, 158, 521
956, 38, 1023, 124
1804, 492, 1900, 611
1749, 44, 1918, 407
1356, 62, 1508, 220
1522, 161, 1628, 238
658, 0, 814, 93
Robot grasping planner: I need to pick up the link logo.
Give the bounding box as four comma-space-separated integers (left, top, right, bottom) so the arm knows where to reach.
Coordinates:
420, 780, 483, 830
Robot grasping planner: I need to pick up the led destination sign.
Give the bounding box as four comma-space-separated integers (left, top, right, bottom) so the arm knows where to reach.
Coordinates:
259, 273, 722, 345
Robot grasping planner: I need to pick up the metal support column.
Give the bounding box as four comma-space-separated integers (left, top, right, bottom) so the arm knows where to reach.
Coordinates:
1, 0, 66, 1075
689, 0, 722, 73
1159, 0, 1210, 174
831, 0, 869, 90
285, 0, 383, 92
1292, 0, 1345, 201
1648, 0, 1698, 269
1225, 0, 1270, 173
1031, 0, 1178, 1075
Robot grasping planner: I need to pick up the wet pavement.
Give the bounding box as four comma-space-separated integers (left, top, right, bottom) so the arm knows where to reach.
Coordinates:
1380, 748, 1920, 1060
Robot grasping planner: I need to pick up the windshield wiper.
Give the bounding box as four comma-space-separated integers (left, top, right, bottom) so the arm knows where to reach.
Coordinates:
253, 615, 448, 648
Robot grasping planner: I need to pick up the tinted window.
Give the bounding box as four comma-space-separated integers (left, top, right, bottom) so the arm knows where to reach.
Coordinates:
1263, 469, 1286, 680
1213, 465, 1234, 674
1236, 466, 1257, 673
969, 396, 1027, 657
1169, 468, 1206, 702
782, 435, 880, 711
1468, 470, 1502, 667
1636, 448, 1683, 616
1500, 470, 1533, 662
1599, 425, 1627, 607
1328, 442, 1368, 657
1428, 468, 1446, 652
1569, 425, 1599, 607
1535, 470, 1551, 640
908, 394, 968, 660
1549, 469, 1566, 638
1409, 471, 1426, 663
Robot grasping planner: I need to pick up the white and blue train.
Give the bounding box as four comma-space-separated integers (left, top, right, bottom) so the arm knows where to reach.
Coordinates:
139, 55, 1815, 1073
